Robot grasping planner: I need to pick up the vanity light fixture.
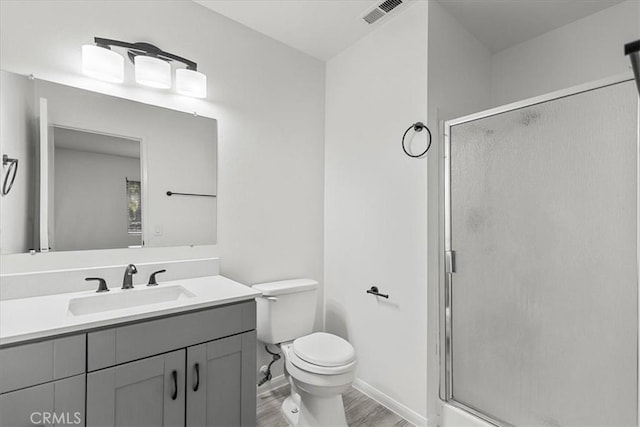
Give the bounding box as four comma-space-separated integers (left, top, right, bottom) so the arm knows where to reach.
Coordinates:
82, 37, 207, 98
175, 68, 208, 98
82, 45, 124, 83
134, 55, 171, 89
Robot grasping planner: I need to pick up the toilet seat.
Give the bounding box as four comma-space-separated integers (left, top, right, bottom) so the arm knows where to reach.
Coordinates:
294, 332, 356, 366
289, 350, 357, 375
288, 332, 356, 375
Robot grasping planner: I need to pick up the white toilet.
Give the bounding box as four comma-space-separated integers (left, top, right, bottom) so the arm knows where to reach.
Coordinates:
253, 279, 357, 427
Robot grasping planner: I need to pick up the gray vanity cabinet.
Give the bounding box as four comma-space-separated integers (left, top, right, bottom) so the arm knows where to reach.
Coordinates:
86, 350, 186, 427
85, 301, 257, 427
186, 331, 257, 427
0, 301, 256, 427
0, 374, 85, 427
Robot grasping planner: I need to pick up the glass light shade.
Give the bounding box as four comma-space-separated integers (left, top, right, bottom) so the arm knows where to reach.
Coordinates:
82, 45, 124, 83
134, 55, 171, 89
175, 68, 207, 98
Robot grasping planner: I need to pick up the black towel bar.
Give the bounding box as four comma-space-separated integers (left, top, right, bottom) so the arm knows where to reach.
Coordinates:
166, 191, 216, 198
366, 286, 389, 299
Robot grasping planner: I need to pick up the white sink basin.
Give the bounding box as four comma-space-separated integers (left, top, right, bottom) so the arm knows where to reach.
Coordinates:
68, 285, 196, 316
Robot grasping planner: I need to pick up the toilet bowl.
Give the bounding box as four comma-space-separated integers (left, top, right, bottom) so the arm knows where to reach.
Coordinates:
252, 279, 357, 427
280, 333, 356, 427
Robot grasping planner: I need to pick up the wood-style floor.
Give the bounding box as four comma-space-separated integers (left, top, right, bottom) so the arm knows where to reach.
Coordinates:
257, 384, 411, 427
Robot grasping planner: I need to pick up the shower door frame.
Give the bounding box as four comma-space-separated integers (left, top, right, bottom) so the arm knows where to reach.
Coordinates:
439, 73, 640, 426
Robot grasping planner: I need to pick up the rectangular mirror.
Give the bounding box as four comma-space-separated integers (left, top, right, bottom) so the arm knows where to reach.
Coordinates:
0, 70, 217, 254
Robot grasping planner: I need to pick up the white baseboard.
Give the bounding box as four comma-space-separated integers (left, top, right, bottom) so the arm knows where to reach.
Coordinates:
352, 378, 428, 427
256, 374, 288, 397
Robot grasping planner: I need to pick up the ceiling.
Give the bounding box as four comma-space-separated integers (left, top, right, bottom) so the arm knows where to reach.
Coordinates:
195, 0, 627, 60
54, 127, 140, 159
437, 0, 627, 53
194, 0, 387, 60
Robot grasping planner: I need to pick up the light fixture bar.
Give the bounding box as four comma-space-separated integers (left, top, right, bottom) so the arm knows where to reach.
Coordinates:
93, 37, 199, 71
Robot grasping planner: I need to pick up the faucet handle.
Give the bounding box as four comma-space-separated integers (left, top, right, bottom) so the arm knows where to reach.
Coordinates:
86, 277, 109, 293
147, 269, 167, 286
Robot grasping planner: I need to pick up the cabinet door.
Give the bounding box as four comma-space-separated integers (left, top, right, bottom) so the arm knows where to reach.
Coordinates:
0, 374, 85, 427
186, 331, 256, 427
86, 349, 185, 427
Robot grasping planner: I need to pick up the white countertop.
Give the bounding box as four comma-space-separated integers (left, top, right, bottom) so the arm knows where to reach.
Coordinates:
0, 275, 261, 346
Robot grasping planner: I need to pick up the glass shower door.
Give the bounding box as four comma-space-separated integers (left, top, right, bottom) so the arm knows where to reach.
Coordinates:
444, 79, 639, 426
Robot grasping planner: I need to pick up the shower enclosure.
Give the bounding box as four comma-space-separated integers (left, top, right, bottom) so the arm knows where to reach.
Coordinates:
441, 77, 639, 426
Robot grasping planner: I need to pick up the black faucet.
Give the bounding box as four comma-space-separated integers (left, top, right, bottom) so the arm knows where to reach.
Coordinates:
86, 277, 109, 293
147, 269, 167, 286
122, 264, 138, 289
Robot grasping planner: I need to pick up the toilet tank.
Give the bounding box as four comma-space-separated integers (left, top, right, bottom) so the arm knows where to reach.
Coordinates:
252, 279, 318, 344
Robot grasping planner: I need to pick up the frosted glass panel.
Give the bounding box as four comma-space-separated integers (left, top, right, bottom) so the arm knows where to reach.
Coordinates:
449, 81, 638, 426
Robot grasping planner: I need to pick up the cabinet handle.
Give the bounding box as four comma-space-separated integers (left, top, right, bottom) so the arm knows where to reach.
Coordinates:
171, 370, 178, 400
193, 363, 200, 391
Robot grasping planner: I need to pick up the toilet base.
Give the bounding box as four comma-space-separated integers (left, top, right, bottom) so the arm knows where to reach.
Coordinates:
281, 390, 348, 427
282, 396, 299, 426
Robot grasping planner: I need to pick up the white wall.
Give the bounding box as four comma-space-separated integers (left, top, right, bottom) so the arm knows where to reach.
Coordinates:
490, 0, 640, 106
325, 2, 428, 423
0, 71, 35, 253
0, 0, 325, 383
323, 0, 492, 421
54, 147, 141, 251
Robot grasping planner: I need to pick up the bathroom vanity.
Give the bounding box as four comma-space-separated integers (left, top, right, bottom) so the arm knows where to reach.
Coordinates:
0, 275, 260, 427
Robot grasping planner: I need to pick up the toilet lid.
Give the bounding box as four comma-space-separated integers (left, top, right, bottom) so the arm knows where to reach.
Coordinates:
293, 332, 356, 367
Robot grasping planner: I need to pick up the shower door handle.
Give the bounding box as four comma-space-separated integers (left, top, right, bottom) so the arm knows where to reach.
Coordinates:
445, 250, 456, 274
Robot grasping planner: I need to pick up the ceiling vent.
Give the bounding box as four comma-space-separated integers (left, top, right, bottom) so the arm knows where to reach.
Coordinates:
362, 0, 404, 25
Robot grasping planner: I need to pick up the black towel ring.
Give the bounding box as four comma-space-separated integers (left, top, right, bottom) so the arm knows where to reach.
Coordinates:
2, 154, 18, 196
402, 122, 432, 158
